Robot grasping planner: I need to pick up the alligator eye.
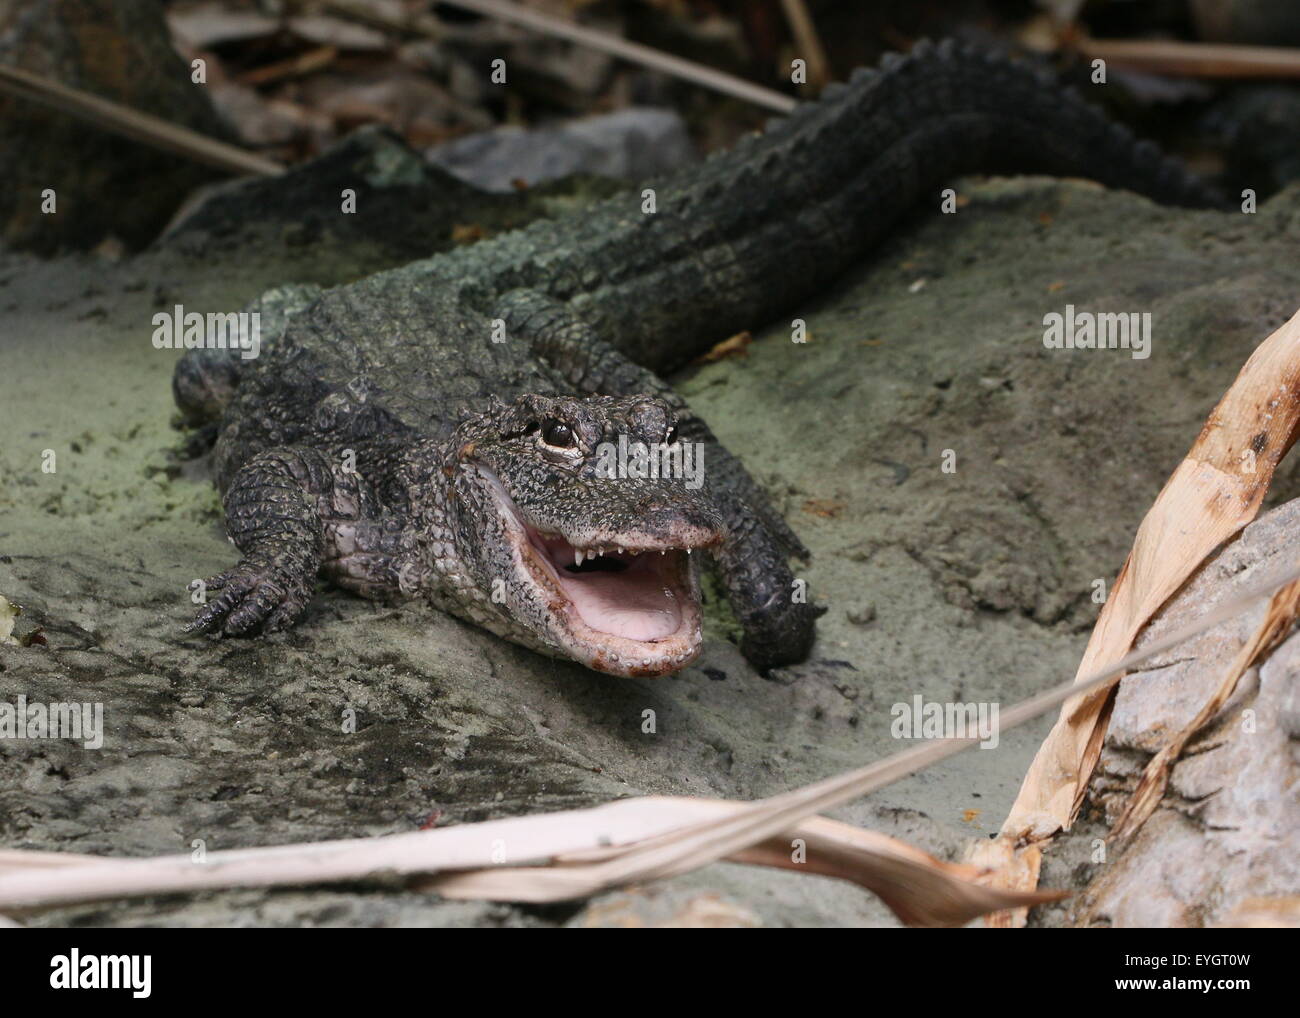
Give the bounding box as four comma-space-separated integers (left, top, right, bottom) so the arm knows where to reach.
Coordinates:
540, 418, 575, 448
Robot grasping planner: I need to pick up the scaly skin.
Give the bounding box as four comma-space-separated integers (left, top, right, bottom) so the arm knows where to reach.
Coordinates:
174, 40, 1219, 677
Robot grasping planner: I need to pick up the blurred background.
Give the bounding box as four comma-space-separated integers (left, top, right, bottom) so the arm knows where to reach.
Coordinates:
4, 0, 1300, 255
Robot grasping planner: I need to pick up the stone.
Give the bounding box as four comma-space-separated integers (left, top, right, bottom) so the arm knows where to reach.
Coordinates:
1052, 500, 1300, 928
426, 108, 696, 192
0, 0, 230, 253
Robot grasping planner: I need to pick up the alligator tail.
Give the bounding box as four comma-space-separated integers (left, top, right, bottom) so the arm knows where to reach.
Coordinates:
576, 38, 1224, 370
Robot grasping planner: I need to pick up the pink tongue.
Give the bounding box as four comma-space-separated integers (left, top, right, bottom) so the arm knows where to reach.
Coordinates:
559, 569, 682, 641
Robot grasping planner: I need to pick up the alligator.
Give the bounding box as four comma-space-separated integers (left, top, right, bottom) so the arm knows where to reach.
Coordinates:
173, 39, 1218, 678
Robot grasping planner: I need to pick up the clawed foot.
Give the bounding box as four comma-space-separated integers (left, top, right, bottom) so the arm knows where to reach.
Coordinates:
739, 597, 823, 674
185, 559, 312, 636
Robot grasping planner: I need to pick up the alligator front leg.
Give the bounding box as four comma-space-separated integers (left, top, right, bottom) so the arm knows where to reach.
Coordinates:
497, 288, 819, 671
712, 507, 818, 671
187, 445, 371, 635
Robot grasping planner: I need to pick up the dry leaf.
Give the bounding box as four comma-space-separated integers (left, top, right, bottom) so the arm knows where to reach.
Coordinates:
237, 46, 339, 88
167, 4, 279, 50
423, 797, 1066, 926
697, 331, 752, 363
979, 304, 1300, 925
451, 223, 488, 244
801, 498, 846, 518
0, 794, 1057, 927
0, 595, 19, 646
1217, 896, 1300, 928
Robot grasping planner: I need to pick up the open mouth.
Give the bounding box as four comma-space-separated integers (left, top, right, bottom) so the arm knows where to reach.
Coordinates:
474, 465, 719, 677
530, 532, 691, 641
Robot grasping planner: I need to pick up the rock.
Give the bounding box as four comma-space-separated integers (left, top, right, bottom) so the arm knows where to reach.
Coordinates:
0, 0, 231, 253
426, 108, 696, 192
161, 127, 625, 284
1055, 499, 1300, 928
846, 604, 876, 626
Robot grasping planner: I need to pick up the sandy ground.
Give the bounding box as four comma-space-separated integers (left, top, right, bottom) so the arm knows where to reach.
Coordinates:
2, 160, 1299, 926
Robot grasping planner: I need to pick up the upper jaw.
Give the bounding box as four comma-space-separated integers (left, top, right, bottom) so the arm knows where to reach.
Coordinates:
471, 464, 723, 677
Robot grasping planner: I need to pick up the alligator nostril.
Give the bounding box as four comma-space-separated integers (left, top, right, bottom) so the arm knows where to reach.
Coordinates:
639, 504, 725, 542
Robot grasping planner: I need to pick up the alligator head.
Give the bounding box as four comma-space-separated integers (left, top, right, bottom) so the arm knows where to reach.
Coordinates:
447, 394, 725, 677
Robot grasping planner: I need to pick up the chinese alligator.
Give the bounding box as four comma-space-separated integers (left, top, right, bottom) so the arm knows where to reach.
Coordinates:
173, 40, 1217, 677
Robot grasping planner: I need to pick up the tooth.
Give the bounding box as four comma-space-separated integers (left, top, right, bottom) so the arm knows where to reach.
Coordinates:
574, 549, 584, 567
588, 549, 598, 561
617, 546, 624, 555
686, 549, 692, 555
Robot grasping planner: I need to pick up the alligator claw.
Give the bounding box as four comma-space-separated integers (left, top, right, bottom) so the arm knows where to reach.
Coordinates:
185, 560, 310, 637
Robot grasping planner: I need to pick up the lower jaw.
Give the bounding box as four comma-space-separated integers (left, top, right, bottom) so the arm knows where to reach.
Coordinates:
560, 628, 703, 677
529, 556, 705, 677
